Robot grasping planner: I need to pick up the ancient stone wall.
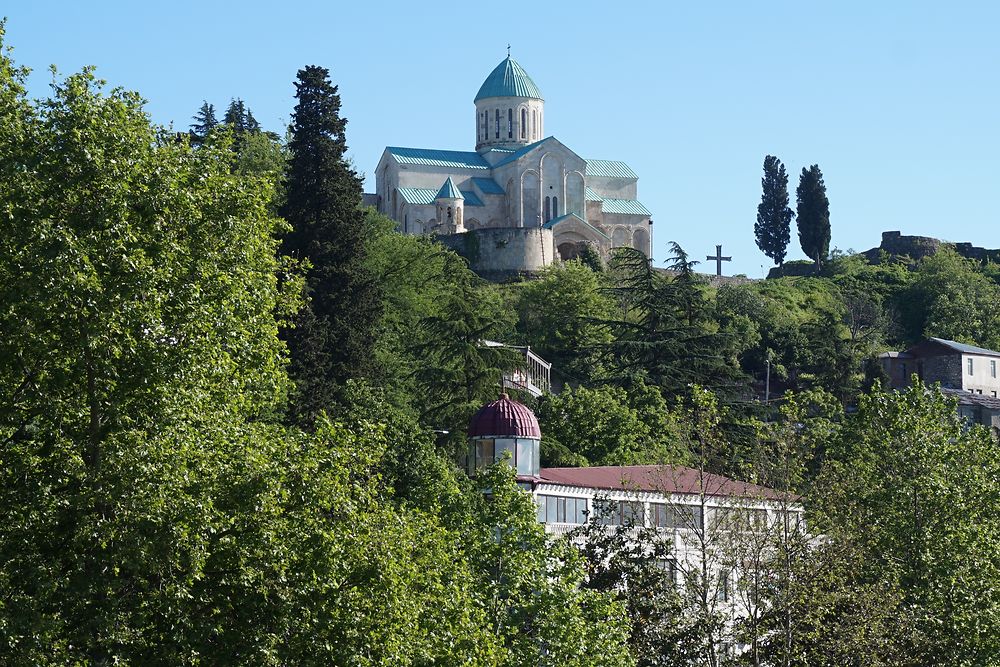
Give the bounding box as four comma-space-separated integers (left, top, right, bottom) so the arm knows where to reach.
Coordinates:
863, 231, 1000, 264
438, 227, 554, 282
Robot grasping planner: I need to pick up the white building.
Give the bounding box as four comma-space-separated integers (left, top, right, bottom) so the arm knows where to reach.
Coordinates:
370, 55, 653, 266
466, 393, 803, 631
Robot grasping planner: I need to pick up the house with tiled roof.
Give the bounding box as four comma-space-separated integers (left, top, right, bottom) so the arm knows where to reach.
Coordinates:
879, 337, 1000, 431
369, 55, 652, 277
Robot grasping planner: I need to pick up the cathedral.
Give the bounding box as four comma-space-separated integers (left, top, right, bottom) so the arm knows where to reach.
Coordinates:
369, 55, 653, 274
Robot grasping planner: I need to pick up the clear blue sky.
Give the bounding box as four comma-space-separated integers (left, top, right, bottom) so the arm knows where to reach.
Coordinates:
5, 1, 997, 276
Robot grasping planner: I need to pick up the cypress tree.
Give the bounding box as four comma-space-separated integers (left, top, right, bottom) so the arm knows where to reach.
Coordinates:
754, 155, 793, 266
189, 101, 218, 145
281, 65, 381, 425
796, 164, 831, 270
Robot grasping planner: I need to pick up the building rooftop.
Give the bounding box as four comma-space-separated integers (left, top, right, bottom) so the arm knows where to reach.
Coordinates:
474, 56, 544, 102
386, 146, 491, 170
468, 394, 541, 438
924, 337, 1000, 358
435, 176, 463, 200
585, 159, 638, 179
538, 465, 787, 500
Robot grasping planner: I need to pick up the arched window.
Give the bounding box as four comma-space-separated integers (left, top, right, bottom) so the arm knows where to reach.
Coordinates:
508, 108, 513, 138
532, 109, 538, 139
495, 109, 500, 139
544, 196, 551, 222
521, 108, 526, 138
552, 196, 558, 217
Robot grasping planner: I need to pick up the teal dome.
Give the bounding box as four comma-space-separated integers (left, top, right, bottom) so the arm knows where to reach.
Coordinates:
474, 57, 543, 102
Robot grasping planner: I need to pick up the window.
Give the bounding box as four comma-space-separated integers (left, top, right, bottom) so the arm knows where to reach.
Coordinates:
596, 500, 644, 526
533, 109, 538, 139
651, 503, 703, 530
552, 196, 558, 217
536, 495, 587, 524
495, 109, 500, 138
473, 439, 494, 470
521, 108, 526, 138
508, 108, 513, 138
992, 360, 996, 378
716, 570, 731, 602
969, 358, 974, 375
544, 196, 551, 222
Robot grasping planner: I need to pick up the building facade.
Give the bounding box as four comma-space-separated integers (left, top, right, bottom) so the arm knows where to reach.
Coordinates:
879, 337, 1000, 431
370, 56, 653, 272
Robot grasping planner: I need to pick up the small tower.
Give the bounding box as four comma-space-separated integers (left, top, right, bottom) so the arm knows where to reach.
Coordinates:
474, 55, 545, 152
468, 393, 541, 480
434, 176, 464, 234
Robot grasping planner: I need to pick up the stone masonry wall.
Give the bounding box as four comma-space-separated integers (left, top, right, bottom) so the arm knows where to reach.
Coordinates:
438, 227, 554, 282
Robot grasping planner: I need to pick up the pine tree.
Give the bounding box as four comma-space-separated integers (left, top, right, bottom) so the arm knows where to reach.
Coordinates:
754, 155, 793, 266
796, 164, 831, 270
189, 101, 218, 145
280, 65, 381, 426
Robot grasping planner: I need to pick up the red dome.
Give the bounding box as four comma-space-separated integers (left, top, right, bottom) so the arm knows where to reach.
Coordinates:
468, 394, 541, 438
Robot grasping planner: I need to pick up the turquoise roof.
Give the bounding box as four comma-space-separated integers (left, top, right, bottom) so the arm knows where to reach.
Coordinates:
475, 57, 544, 102
586, 159, 638, 179
460, 190, 484, 206
472, 177, 506, 195
397, 187, 438, 205
387, 146, 490, 170
601, 198, 652, 216
436, 176, 463, 200
585, 187, 604, 202
543, 213, 611, 241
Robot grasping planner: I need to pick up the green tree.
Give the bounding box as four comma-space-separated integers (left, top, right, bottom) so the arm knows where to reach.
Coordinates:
816, 382, 1000, 664
515, 260, 615, 383
464, 464, 636, 667
280, 65, 381, 425
754, 155, 793, 266
795, 165, 831, 270
410, 271, 520, 443
0, 51, 304, 662
535, 383, 687, 467
189, 100, 218, 145
600, 245, 745, 400
222, 97, 260, 134
897, 248, 1000, 349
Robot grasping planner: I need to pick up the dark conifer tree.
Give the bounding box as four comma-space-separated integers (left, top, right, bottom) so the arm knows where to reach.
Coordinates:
754, 155, 793, 266
189, 101, 218, 145
223, 98, 248, 131
281, 65, 381, 426
796, 164, 831, 270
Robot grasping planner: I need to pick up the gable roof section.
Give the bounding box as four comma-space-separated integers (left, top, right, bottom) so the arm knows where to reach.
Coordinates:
586, 159, 638, 179
585, 187, 604, 202
906, 337, 1000, 358
472, 177, 506, 195
397, 187, 438, 205
386, 146, 490, 170
543, 213, 611, 241
539, 465, 786, 500
460, 190, 484, 206
601, 198, 652, 216
929, 337, 1000, 357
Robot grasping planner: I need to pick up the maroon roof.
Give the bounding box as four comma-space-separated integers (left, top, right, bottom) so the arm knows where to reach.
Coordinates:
468, 394, 541, 438
538, 465, 789, 500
